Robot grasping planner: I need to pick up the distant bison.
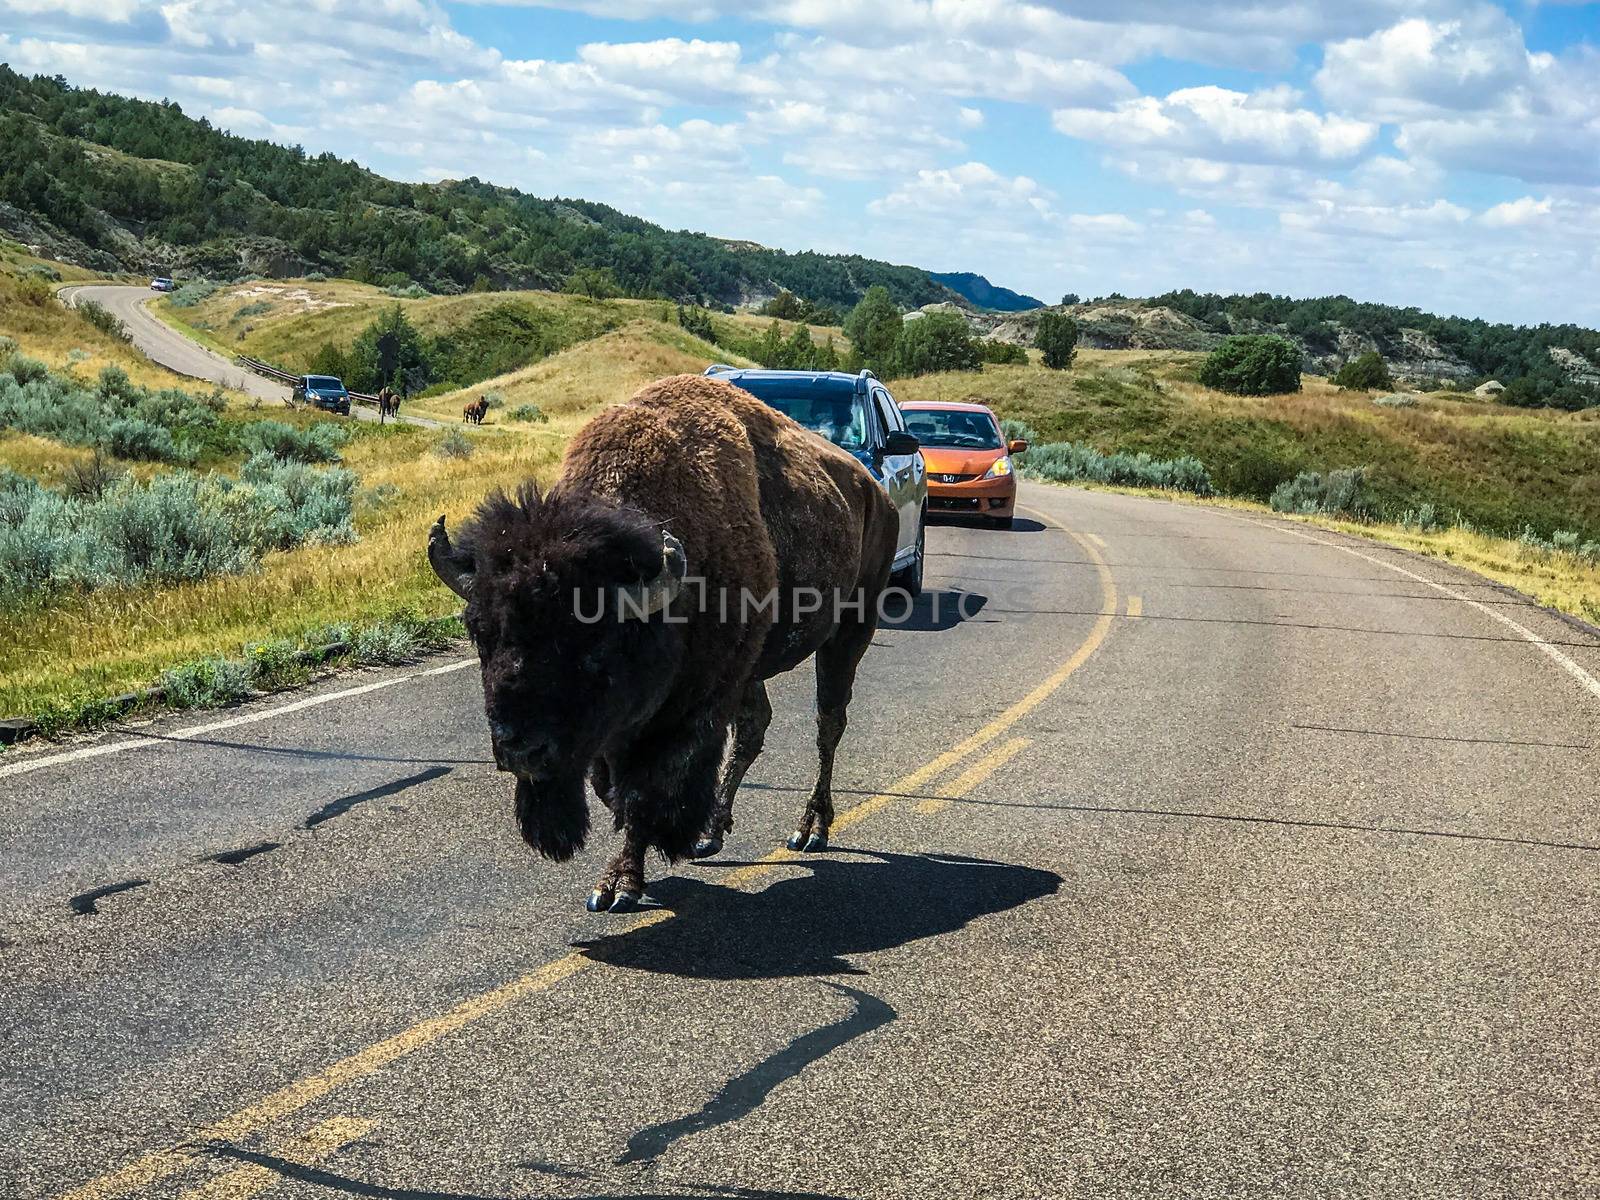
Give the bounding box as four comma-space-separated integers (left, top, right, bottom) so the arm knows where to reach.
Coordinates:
463, 396, 489, 424
377, 386, 401, 421
428, 374, 898, 911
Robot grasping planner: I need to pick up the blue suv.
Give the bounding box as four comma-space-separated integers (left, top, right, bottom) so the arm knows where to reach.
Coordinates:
705, 366, 927, 593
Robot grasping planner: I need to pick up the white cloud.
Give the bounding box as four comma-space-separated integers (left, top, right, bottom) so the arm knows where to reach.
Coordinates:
1317, 13, 1600, 186
1480, 195, 1553, 227
1316, 11, 1531, 120
1054, 86, 1378, 166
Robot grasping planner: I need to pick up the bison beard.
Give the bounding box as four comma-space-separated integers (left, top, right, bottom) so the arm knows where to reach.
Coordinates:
514, 773, 590, 861
430, 373, 899, 914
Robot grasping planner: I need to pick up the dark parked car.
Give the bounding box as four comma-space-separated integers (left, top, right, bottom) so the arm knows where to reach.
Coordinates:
704, 366, 927, 593
292, 374, 351, 416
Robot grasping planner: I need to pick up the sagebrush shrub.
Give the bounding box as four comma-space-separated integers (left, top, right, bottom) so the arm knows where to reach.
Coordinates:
510, 403, 548, 423
1270, 468, 1375, 519
1021, 440, 1212, 494
169, 280, 218, 308
0, 356, 218, 463
433, 429, 474, 458
158, 656, 255, 708
0, 458, 357, 604
235, 419, 348, 463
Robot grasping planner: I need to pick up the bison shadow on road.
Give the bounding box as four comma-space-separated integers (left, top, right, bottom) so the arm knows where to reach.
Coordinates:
574, 848, 1060, 979
878, 587, 989, 633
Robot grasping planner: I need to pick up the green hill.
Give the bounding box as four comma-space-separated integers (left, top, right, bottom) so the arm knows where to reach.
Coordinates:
0, 66, 957, 312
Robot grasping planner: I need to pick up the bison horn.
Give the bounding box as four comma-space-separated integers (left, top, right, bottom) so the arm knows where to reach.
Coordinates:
614, 531, 687, 620
428, 515, 473, 598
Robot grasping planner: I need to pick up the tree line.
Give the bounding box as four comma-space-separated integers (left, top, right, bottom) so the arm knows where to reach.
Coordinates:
1150, 288, 1600, 409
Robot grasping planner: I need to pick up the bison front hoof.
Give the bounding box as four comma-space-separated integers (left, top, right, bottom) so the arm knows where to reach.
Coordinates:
786, 830, 808, 851
608, 890, 643, 913
803, 832, 829, 853
690, 837, 723, 860
586, 888, 614, 913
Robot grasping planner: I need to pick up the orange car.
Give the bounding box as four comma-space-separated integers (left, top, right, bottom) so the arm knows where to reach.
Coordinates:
900, 400, 1027, 529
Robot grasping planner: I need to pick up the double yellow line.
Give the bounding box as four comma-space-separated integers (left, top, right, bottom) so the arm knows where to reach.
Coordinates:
57, 503, 1115, 1200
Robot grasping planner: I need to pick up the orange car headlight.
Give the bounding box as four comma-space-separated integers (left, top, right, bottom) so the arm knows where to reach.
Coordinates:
982, 455, 1013, 480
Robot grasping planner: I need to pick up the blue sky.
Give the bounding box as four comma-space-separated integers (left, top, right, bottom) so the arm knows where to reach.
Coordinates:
1, 0, 1596, 323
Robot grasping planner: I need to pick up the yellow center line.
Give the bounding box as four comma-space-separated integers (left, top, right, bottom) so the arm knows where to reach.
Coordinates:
56, 499, 1114, 1200
176, 1116, 373, 1200
1126, 594, 1143, 618
918, 737, 1032, 814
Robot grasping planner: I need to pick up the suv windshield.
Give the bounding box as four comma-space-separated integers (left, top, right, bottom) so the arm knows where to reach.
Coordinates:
903, 409, 1002, 450
734, 382, 869, 451
306, 376, 345, 392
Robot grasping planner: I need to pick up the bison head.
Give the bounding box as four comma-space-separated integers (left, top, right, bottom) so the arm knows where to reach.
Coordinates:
430, 485, 689, 860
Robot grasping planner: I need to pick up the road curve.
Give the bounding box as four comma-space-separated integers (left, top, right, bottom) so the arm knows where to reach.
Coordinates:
3, 483, 1599, 1198
59, 285, 438, 427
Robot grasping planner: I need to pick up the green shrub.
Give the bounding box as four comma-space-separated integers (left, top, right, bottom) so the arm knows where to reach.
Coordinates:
999, 418, 1037, 449
0, 457, 356, 604
978, 339, 1027, 365
169, 280, 218, 308
1022, 441, 1212, 494
1400, 502, 1445, 532
158, 656, 255, 709
0, 355, 220, 463
889, 311, 979, 378
433, 429, 474, 458
1372, 393, 1417, 408
1332, 351, 1393, 391
510, 403, 548, 423
1270, 468, 1374, 519
234, 301, 271, 319
235, 419, 348, 463
1199, 334, 1302, 395
76, 299, 130, 342
304, 271, 328, 283
107, 416, 196, 464
481, 391, 504, 409
1034, 312, 1078, 370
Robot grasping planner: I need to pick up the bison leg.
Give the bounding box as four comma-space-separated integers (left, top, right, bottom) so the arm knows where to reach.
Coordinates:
587, 822, 648, 913
692, 679, 772, 859
587, 722, 726, 912
789, 606, 875, 853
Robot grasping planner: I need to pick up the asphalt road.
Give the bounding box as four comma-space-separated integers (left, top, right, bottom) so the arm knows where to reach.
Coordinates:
5, 481, 1600, 1198
58, 286, 437, 427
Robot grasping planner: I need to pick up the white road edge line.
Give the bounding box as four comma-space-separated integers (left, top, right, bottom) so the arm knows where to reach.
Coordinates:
1225, 511, 1600, 705
0, 659, 477, 781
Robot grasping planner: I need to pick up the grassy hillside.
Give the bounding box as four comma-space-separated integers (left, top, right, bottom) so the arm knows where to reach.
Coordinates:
893, 351, 1600, 542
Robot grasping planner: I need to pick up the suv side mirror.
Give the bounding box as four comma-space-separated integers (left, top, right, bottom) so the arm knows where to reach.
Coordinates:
1008, 439, 1030, 454
882, 430, 920, 457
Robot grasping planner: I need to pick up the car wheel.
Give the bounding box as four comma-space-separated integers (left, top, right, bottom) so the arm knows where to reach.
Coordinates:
892, 512, 925, 597
987, 515, 1014, 530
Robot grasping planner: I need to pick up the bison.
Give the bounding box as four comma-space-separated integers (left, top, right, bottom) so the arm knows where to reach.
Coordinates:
464, 396, 489, 425
377, 386, 401, 422
428, 373, 899, 912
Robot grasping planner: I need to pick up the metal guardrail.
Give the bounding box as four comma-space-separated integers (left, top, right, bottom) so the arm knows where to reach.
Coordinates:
236, 355, 381, 408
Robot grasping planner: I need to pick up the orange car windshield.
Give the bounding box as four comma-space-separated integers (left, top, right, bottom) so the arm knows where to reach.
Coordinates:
904, 410, 1002, 450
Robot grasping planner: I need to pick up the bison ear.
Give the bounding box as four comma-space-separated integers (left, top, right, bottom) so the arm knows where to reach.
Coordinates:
428, 516, 474, 599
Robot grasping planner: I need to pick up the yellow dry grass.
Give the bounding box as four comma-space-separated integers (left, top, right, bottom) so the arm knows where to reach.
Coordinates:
405, 319, 750, 424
